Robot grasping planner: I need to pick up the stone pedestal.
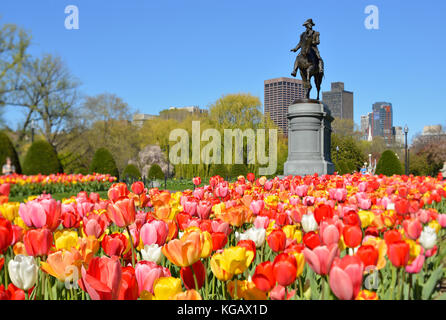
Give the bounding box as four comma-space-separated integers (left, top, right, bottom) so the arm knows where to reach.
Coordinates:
284, 99, 335, 176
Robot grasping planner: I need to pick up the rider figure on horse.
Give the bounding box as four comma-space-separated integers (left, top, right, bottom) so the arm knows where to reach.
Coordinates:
291, 19, 324, 77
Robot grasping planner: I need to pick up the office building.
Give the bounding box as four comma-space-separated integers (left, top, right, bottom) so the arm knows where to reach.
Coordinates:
372, 102, 393, 144
264, 77, 306, 136
321, 82, 354, 120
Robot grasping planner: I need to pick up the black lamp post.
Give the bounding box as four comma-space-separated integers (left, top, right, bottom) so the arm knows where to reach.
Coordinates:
404, 125, 409, 175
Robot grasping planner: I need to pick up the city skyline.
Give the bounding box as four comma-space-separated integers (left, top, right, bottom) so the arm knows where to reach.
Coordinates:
1, 0, 446, 142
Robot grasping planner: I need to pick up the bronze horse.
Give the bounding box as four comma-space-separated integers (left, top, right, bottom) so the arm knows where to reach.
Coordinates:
291, 22, 324, 100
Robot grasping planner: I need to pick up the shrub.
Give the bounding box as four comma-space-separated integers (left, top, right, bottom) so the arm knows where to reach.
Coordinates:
90, 148, 119, 179
0, 131, 21, 174
230, 163, 248, 178
148, 164, 164, 180
336, 160, 349, 175
210, 163, 228, 178
122, 164, 141, 180
22, 140, 63, 175
375, 150, 403, 176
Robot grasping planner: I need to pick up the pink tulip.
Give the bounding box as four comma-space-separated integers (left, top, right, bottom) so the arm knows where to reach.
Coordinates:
289, 197, 300, 206
19, 198, 61, 231
329, 188, 347, 202
303, 244, 338, 275
417, 210, 430, 224
76, 201, 95, 218
249, 200, 264, 215
295, 185, 308, 197
358, 182, 367, 193
140, 220, 168, 246
135, 261, 170, 294
269, 284, 296, 300
303, 196, 315, 206
357, 198, 372, 210
405, 254, 425, 273
192, 188, 204, 200
183, 200, 198, 216
211, 220, 231, 235
437, 214, 446, 228
402, 219, 422, 240
197, 201, 212, 220
329, 255, 364, 300
320, 223, 340, 246
83, 213, 109, 238
254, 216, 270, 229
215, 185, 228, 198
264, 180, 273, 191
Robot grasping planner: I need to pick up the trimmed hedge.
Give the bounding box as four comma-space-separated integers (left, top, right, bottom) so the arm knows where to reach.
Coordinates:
0, 131, 21, 174
210, 163, 228, 178
148, 164, 164, 180
123, 164, 141, 180
376, 150, 403, 176
90, 148, 119, 179
23, 140, 63, 175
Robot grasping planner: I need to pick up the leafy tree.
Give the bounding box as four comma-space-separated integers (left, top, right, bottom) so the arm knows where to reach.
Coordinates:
0, 131, 21, 173
148, 164, 164, 180
22, 140, 63, 175
7, 54, 80, 150
90, 147, 119, 178
331, 134, 366, 172
123, 164, 141, 180
375, 150, 403, 176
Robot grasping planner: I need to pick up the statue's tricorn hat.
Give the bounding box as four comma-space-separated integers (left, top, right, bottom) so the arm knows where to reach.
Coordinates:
303, 19, 315, 27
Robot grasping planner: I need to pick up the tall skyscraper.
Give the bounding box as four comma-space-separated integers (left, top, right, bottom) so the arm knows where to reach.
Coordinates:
360, 112, 373, 140
264, 77, 306, 136
372, 102, 393, 144
321, 82, 354, 120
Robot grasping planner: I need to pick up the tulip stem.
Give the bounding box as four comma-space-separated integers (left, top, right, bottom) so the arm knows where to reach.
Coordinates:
191, 264, 200, 292
299, 277, 303, 300
222, 281, 226, 300
126, 226, 135, 267
234, 278, 238, 300
25, 290, 29, 300
399, 268, 405, 300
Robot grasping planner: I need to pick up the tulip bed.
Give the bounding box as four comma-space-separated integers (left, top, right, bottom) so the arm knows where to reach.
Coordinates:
1, 172, 446, 300
0, 173, 117, 199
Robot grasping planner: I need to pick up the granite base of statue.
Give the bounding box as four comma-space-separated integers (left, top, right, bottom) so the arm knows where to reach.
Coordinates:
284, 99, 335, 176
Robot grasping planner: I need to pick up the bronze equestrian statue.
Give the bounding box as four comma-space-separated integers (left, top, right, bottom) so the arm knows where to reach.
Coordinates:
290, 19, 324, 100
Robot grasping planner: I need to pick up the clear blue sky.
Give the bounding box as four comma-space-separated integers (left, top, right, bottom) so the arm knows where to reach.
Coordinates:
1, 0, 446, 142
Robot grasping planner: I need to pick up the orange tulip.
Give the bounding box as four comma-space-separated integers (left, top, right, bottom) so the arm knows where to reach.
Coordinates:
162, 230, 203, 267
77, 236, 100, 266
41, 249, 82, 281
106, 198, 136, 228
216, 205, 252, 227
171, 289, 202, 300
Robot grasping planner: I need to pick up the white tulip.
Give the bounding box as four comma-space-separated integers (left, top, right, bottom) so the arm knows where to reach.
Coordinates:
8, 255, 38, 291
236, 227, 266, 248
301, 213, 318, 233
141, 244, 163, 264
419, 226, 437, 250
386, 203, 395, 210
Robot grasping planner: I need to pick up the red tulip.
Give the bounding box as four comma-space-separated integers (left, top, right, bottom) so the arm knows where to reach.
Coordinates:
303, 231, 321, 250
267, 229, 286, 252
119, 266, 139, 300
273, 253, 297, 287
343, 225, 362, 248
107, 183, 130, 203
329, 255, 364, 300
314, 204, 334, 224
252, 261, 275, 292
402, 219, 422, 240
384, 229, 402, 245
0, 283, 26, 300
237, 239, 256, 260
211, 232, 227, 251
61, 204, 81, 229
23, 228, 52, 257
395, 198, 409, 215
247, 173, 255, 183
192, 177, 201, 186
79, 256, 122, 300
131, 181, 145, 195
343, 211, 361, 227
356, 245, 378, 267
102, 233, 129, 257
180, 260, 205, 290
106, 198, 136, 228
388, 241, 410, 268
0, 217, 13, 254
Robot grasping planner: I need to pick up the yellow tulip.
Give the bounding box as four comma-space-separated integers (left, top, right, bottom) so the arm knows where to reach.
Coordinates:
54, 230, 79, 250
358, 210, 375, 229
210, 246, 253, 281
0, 202, 20, 222
153, 277, 182, 300
227, 280, 267, 300
429, 220, 441, 234
282, 225, 302, 243
171, 289, 202, 300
